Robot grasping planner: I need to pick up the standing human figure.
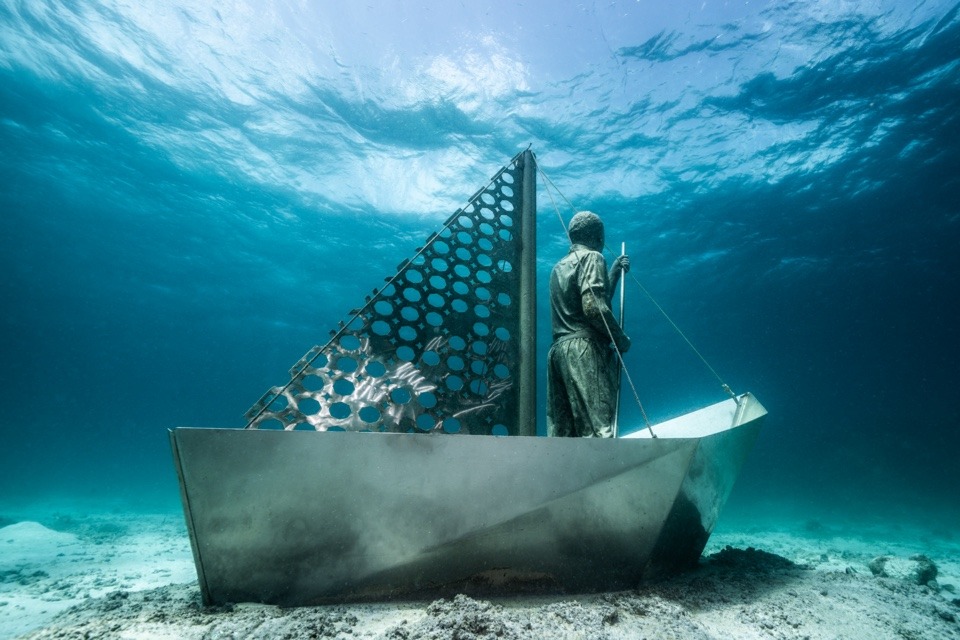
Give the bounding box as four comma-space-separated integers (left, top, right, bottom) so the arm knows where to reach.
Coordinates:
547, 211, 630, 438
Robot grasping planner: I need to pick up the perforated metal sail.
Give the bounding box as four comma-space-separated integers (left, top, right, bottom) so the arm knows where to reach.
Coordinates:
245, 150, 535, 435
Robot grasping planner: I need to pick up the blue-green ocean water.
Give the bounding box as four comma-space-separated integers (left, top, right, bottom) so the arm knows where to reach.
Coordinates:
1, 1, 958, 525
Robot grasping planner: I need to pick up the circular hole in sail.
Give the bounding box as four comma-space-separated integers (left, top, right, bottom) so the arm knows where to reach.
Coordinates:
500, 213, 514, 227
477, 253, 492, 267
416, 414, 435, 430
455, 247, 471, 261
502, 172, 514, 184
333, 378, 355, 395
479, 223, 494, 236
469, 379, 489, 395
473, 322, 490, 337
471, 360, 488, 376
340, 335, 361, 351
372, 320, 391, 336
447, 355, 465, 371
399, 325, 417, 341
477, 238, 493, 251
419, 391, 438, 408
406, 269, 423, 284
328, 426, 346, 432
293, 423, 314, 431
449, 336, 466, 350
429, 275, 447, 290
495, 327, 511, 341
298, 398, 321, 415
359, 406, 380, 423
497, 259, 513, 273
390, 388, 412, 404
456, 231, 472, 245
329, 402, 351, 419
259, 419, 284, 430
492, 424, 509, 436
397, 346, 416, 361
401, 306, 419, 321
302, 375, 324, 391
500, 200, 515, 212
454, 264, 471, 278
425, 311, 443, 327
431, 257, 449, 272
446, 375, 464, 391
336, 356, 358, 373
471, 341, 488, 355
475, 304, 490, 318
427, 293, 445, 308
422, 350, 441, 366
475, 286, 491, 301
365, 361, 386, 377
457, 215, 474, 229
497, 292, 511, 306
443, 417, 462, 434
493, 364, 510, 379
476, 270, 492, 284
481, 192, 495, 205
451, 299, 468, 313
403, 287, 422, 303
480, 207, 495, 220
452, 280, 469, 295
374, 300, 394, 316
433, 240, 450, 254
500, 184, 514, 197
267, 395, 288, 412
499, 229, 513, 242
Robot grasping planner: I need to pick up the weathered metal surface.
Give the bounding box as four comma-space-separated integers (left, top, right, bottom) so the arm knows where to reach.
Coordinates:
170, 394, 765, 605
516, 150, 537, 436
243, 150, 534, 436
625, 393, 766, 577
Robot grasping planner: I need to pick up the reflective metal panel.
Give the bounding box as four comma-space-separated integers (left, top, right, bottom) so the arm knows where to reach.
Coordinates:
171, 394, 766, 605
627, 394, 765, 577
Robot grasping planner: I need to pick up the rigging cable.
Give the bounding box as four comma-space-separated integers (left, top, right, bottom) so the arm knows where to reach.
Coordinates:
537, 160, 739, 428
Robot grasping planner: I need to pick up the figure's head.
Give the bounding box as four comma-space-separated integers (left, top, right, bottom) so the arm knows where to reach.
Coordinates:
568, 211, 604, 250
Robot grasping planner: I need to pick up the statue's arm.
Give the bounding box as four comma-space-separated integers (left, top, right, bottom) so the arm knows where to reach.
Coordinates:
578, 250, 631, 353
583, 289, 631, 353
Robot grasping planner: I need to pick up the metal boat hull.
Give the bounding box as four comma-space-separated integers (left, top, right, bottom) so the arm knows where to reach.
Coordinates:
170, 394, 765, 605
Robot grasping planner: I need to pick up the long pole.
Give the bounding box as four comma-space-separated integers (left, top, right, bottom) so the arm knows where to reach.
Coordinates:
613, 242, 625, 438
517, 149, 537, 436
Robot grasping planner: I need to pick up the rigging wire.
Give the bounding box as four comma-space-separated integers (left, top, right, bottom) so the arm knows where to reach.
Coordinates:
536, 159, 739, 428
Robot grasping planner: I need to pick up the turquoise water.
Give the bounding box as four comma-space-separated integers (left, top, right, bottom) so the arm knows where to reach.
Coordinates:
1, 1, 958, 526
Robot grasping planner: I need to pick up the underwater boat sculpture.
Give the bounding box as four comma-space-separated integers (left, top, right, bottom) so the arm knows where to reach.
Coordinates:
170, 149, 766, 605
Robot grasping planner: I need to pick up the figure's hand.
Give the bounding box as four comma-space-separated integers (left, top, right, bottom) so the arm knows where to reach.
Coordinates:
612, 254, 631, 275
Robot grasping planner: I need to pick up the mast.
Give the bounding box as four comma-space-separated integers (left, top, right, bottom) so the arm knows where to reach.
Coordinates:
517, 149, 537, 436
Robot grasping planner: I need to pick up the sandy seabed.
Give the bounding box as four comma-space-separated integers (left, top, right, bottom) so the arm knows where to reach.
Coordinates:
1, 507, 959, 639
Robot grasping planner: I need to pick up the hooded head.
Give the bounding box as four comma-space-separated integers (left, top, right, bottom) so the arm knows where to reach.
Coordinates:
568, 211, 604, 250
